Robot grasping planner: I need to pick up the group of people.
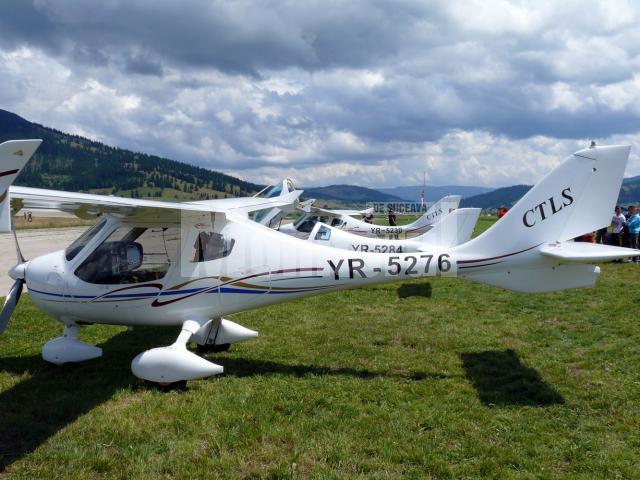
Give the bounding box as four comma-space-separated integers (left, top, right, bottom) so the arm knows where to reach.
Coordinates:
363, 207, 397, 225
577, 205, 640, 262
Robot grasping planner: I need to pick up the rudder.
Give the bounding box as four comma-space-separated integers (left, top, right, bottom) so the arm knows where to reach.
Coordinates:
0, 139, 42, 232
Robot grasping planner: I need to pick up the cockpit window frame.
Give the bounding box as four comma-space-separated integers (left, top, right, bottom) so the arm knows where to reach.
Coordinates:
65, 217, 108, 261
73, 223, 181, 285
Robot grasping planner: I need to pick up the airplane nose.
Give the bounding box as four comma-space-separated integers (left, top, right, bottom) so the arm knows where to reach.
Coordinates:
8, 261, 28, 280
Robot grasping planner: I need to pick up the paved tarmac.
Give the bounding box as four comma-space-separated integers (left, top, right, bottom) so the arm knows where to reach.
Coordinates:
0, 227, 86, 295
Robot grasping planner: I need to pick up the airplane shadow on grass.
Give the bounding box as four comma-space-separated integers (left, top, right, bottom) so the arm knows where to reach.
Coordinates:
0, 326, 176, 472
397, 282, 432, 299
460, 349, 565, 407
216, 357, 451, 381
0, 326, 449, 471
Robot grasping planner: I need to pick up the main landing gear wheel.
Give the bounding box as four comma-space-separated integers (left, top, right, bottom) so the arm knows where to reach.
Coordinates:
196, 343, 231, 354
144, 379, 188, 392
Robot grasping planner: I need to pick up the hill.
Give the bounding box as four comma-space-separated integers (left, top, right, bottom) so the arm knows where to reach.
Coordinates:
462, 176, 640, 209
618, 175, 640, 204
302, 185, 403, 204
377, 185, 494, 202
460, 185, 532, 209
0, 109, 260, 200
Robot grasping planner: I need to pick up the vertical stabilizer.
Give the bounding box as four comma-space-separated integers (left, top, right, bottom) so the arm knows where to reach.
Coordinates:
0, 140, 42, 233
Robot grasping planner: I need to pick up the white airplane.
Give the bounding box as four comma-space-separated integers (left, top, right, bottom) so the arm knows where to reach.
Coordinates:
0, 139, 637, 388
279, 195, 462, 239
306, 208, 481, 252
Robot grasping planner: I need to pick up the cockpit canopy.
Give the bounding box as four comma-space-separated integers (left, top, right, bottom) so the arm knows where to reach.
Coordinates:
252, 179, 297, 226
256, 178, 296, 199
75, 225, 180, 284
68, 220, 235, 285
293, 214, 344, 233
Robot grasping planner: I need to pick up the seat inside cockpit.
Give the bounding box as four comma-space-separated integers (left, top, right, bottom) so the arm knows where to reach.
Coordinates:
74, 225, 180, 284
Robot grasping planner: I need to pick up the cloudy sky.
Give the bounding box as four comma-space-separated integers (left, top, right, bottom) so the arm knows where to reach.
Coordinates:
2, 0, 640, 188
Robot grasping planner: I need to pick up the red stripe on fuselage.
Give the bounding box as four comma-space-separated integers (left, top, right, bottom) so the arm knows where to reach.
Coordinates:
0, 169, 19, 177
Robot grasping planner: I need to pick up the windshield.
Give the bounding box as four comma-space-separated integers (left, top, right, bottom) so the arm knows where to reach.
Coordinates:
65, 218, 107, 261
294, 213, 313, 228
255, 179, 296, 199
293, 214, 330, 233
264, 183, 283, 198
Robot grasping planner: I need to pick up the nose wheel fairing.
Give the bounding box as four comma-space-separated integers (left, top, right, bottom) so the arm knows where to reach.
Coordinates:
42, 323, 102, 365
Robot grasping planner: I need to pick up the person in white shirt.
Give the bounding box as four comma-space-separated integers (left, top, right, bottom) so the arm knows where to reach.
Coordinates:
610, 206, 626, 247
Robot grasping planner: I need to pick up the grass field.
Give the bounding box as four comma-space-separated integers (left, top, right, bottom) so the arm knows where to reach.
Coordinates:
0, 217, 639, 478
13, 216, 95, 230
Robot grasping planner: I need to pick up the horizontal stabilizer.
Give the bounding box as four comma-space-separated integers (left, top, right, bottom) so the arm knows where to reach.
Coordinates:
540, 242, 638, 262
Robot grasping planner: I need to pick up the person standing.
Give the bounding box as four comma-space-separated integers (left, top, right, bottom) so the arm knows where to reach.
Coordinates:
610, 206, 626, 247
595, 226, 608, 244
388, 206, 397, 226
626, 206, 640, 262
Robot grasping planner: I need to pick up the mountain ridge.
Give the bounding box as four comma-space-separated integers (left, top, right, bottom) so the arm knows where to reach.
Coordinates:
377, 184, 494, 202
302, 184, 403, 203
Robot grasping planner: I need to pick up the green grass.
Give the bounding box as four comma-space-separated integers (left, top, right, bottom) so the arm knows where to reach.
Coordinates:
0, 218, 639, 478
473, 216, 497, 236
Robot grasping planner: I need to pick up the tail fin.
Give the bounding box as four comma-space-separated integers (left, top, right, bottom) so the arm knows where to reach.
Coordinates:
407, 194, 462, 229
456, 145, 631, 292
414, 208, 480, 248
0, 140, 42, 233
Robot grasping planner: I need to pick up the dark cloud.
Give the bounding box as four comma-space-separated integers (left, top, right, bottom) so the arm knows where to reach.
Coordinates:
1, 1, 640, 186
0, 0, 431, 76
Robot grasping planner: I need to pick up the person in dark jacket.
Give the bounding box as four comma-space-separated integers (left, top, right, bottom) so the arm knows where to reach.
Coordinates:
388, 206, 397, 226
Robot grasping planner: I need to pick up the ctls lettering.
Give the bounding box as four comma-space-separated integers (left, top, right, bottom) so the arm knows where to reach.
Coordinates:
522, 188, 573, 227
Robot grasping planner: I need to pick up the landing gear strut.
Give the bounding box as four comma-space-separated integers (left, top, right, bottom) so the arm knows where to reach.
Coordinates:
192, 318, 258, 352
131, 319, 224, 386
42, 322, 102, 365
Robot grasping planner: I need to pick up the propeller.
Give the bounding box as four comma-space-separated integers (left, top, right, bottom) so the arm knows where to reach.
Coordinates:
0, 220, 27, 334
0, 277, 23, 334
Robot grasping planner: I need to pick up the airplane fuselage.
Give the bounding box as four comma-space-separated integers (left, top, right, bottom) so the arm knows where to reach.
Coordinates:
25, 215, 458, 328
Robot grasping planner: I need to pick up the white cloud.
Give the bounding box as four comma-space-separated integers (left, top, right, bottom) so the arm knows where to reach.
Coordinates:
1, 0, 640, 190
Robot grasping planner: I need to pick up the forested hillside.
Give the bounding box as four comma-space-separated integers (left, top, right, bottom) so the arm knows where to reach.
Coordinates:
0, 109, 260, 200
302, 184, 402, 203
460, 185, 532, 209
462, 175, 640, 209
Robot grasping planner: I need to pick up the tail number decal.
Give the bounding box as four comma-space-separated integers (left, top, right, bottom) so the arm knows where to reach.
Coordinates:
387, 254, 452, 276
328, 254, 452, 280
352, 244, 403, 253
370, 227, 403, 235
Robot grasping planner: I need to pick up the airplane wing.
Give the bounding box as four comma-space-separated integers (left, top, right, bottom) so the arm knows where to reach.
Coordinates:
1, 139, 302, 228
332, 207, 373, 217
310, 206, 373, 217
10, 186, 301, 222
186, 190, 302, 213
297, 199, 316, 213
